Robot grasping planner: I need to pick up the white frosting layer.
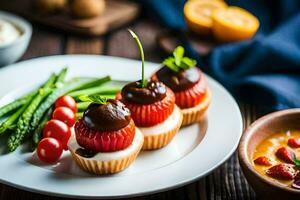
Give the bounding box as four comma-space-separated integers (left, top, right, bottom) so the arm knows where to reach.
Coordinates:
139, 106, 182, 136
0, 19, 21, 47
68, 128, 144, 161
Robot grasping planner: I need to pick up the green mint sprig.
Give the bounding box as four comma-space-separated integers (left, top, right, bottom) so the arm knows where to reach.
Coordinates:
79, 95, 107, 105
128, 29, 148, 88
163, 46, 197, 72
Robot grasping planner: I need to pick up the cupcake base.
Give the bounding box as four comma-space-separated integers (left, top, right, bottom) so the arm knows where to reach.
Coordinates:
139, 106, 183, 150
68, 128, 144, 175
181, 89, 211, 126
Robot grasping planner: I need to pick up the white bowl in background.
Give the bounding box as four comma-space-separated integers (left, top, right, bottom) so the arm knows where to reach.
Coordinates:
0, 11, 32, 67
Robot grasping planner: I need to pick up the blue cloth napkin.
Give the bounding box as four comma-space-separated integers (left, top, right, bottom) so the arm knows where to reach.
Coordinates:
140, 0, 300, 110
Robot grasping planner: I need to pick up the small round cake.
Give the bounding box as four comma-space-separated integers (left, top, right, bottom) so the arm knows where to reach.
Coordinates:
152, 46, 211, 126
117, 30, 183, 150
117, 81, 183, 150
68, 99, 144, 175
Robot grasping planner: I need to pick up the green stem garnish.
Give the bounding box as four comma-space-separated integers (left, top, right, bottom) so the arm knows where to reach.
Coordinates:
163, 46, 197, 72
128, 29, 147, 88
79, 95, 107, 105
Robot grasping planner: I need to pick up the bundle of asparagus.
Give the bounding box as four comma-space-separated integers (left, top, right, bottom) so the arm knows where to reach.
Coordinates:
0, 68, 124, 152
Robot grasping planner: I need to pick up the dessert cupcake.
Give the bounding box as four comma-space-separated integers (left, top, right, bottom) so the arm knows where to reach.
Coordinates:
117, 30, 183, 150
68, 97, 144, 175
152, 46, 211, 126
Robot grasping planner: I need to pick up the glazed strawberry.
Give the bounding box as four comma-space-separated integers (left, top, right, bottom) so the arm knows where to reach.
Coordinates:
254, 156, 273, 166
74, 98, 135, 152
152, 70, 207, 109
118, 81, 175, 127
288, 138, 300, 148
275, 147, 296, 164
75, 119, 135, 152
152, 46, 209, 109
266, 164, 297, 180
173, 75, 207, 108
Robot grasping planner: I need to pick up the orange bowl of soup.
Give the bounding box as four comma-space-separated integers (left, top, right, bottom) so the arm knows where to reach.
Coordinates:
239, 109, 300, 200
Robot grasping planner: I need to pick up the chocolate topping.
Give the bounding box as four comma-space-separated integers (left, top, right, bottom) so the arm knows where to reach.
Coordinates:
156, 66, 201, 92
121, 80, 167, 104
75, 148, 97, 158
82, 99, 131, 132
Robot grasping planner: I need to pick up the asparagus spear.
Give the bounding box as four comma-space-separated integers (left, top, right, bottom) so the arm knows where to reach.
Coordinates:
68, 86, 121, 98
0, 92, 37, 119
0, 95, 35, 136
7, 73, 57, 151
0, 68, 67, 120
32, 107, 53, 146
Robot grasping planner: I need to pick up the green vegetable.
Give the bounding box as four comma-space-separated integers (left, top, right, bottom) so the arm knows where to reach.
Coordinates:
77, 102, 91, 111
68, 85, 121, 98
7, 73, 57, 151
0, 95, 35, 136
53, 68, 67, 89
77, 94, 116, 111
32, 107, 53, 146
79, 95, 108, 104
0, 91, 37, 119
128, 29, 147, 88
74, 76, 111, 91
162, 46, 197, 72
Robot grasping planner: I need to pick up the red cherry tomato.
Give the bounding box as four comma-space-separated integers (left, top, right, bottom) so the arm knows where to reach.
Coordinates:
53, 107, 76, 127
43, 119, 71, 149
37, 138, 63, 163
55, 96, 77, 113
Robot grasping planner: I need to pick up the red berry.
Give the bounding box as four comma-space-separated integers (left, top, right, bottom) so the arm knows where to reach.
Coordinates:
288, 138, 300, 148
55, 95, 77, 113
43, 119, 71, 150
254, 156, 273, 166
117, 88, 175, 127
75, 119, 136, 152
53, 107, 76, 127
152, 68, 207, 109
37, 138, 63, 163
266, 164, 296, 180
275, 147, 296, 164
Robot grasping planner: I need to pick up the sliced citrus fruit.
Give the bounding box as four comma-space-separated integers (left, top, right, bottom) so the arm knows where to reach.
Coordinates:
184, 0, 228, 35
212, 6, 260, 42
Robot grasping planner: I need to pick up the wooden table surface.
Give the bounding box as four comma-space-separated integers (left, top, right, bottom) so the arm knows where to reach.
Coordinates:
0, 18, 265, 200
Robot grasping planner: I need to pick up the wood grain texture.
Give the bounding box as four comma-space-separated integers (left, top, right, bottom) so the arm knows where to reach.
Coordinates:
65, 36, 104, 55
0, 18, 263, 200
0, 0, 140, 36
22, 26, 63, 60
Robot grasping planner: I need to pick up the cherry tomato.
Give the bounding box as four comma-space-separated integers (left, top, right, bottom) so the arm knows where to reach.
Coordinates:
37, 138, 63, 163
53, 107, 76, 127
43, 119, 71, 149
55, 96, 77, 113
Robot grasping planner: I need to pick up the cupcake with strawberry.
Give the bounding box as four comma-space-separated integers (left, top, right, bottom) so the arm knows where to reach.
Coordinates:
152, 46, 211, 126
117, 30, 183, 150
68, 95, 144, 175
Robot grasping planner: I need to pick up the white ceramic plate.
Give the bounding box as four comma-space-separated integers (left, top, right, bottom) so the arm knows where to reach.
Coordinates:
0, 55, 243, 199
